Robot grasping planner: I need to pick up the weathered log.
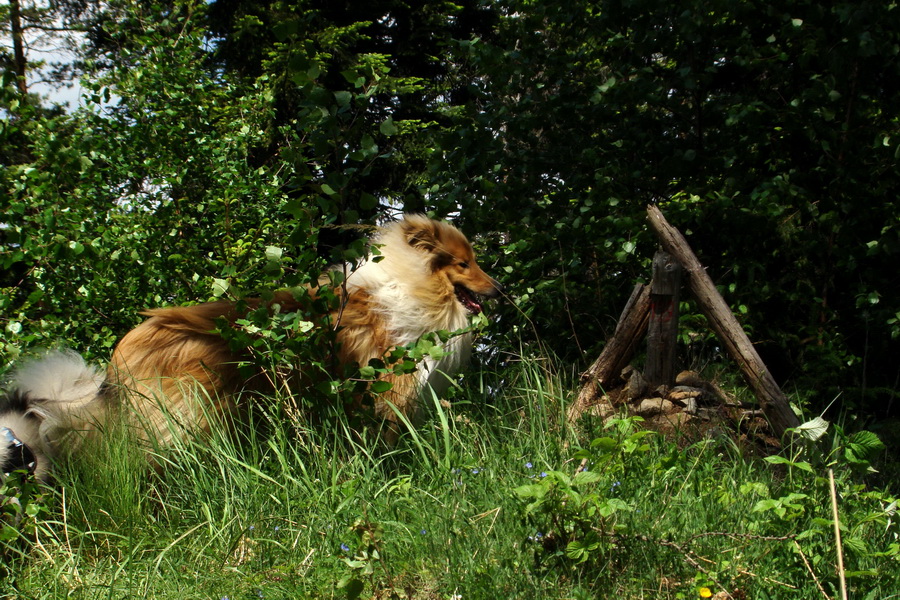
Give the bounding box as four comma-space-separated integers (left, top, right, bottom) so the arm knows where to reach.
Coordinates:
646, 204, 800, 438
645, 249, 682, 388
569, 283, 651, 422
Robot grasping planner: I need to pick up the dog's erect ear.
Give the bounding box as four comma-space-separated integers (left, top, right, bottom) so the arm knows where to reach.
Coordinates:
401, 216, 441, 253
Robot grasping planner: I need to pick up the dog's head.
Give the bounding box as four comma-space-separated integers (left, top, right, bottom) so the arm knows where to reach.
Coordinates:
399, 214, 502, 314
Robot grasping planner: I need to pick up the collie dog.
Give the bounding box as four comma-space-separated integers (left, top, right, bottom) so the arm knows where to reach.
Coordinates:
1, 215, 500, 480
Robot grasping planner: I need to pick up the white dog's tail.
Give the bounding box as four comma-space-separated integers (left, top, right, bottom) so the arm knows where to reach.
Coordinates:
8, 350, 106, 420
1, 350, 107, 479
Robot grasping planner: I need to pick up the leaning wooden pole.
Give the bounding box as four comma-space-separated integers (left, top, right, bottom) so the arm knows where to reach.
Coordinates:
646, 204, 800, 438
568, 283, 651, 422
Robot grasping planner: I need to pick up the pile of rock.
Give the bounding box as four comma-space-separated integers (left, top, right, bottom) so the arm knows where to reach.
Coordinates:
574, 366, 778, 448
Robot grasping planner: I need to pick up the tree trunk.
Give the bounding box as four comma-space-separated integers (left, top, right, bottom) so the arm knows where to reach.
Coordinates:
10, 0, 28, 94
646, 204, 800, 438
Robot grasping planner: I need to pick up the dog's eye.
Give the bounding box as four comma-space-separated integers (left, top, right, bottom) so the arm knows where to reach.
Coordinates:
459, 262, 470, 269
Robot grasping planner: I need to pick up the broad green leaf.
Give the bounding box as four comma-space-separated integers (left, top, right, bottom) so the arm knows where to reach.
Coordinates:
379, 117, 398, 136
795, 417, 829, 441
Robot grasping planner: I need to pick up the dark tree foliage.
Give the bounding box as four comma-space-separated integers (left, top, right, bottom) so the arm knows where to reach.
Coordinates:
202, 0, 499, 250
429, 0, 900, 415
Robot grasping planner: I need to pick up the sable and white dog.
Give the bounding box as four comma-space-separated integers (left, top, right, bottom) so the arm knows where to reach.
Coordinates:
1, 215, 501, 481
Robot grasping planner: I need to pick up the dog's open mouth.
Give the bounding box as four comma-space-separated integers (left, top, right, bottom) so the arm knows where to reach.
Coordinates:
454, 285, 485, 314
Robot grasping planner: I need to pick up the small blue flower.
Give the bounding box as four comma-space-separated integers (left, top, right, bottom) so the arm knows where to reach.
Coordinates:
611, 481, 621, 491
420, 529, 427, 535
340, 543, 351, 553
471, 468, 480, 475
540, 471, 548, 478
525, 462, 533, 469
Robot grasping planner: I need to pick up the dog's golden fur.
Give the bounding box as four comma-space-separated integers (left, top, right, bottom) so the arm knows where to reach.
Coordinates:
88, 215, 501, 450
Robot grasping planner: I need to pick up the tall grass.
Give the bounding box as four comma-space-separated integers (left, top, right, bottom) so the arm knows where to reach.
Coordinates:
2, 354, 898, 599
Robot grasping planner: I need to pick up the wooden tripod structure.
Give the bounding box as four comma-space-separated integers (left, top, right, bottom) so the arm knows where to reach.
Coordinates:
569, 205, 801, 439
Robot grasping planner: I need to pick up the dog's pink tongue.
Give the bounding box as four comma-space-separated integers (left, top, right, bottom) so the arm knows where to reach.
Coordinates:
455, 286, 484, 314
